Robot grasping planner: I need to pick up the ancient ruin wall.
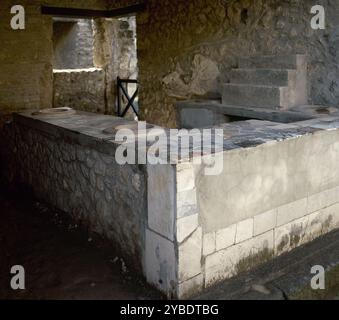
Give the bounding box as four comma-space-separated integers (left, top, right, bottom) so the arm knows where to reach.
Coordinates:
53, 19, 95, 70
0, 0, 109, 126
2, 113, 147, 270
93, 16, 138, 115
53, 68, 106, 113
136, 0, 339, 127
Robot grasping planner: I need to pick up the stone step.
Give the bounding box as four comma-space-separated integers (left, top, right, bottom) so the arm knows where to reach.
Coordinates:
238, 54, 306, 70
222, 83, 290, 109
229, 69, 295, 87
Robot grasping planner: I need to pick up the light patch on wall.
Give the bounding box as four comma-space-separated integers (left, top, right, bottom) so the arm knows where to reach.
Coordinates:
162, 54, 220, 99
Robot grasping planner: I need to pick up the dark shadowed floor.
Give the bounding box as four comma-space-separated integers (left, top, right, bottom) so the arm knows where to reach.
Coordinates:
1, 185, 339, 301
0, 187, 162, 300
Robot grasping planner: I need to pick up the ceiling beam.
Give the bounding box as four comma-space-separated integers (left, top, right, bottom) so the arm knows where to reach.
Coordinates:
41, 3, 146, 19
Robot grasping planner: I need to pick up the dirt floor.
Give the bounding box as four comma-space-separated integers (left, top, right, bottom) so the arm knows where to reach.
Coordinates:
0, 187, 162, 300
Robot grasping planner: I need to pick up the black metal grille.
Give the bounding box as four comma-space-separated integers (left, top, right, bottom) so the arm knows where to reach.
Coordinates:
117, 77, 139, 118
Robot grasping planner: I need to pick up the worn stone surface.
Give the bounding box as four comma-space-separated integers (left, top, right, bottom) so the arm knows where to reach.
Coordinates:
4, 105, 339, 298
147, 164, 176, 241
145, 229, 177, 298
205, 231, 274, 287
253, 209, 277, 236
177, 274, 204, 300
195, 128, 339, 233
203, 231, 216, 257
215, 224, 236, 252
178, 227, 202, 283
176, 162, 195, 192
196, 229, 339, 300
276, 198, 308, 227
176, 214, 199, 244
236, 218, 254, 243
177, 188, 198, 219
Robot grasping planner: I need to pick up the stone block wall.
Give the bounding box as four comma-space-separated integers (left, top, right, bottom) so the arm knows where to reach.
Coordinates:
2, 113, 147, 271
53, 68, 106, 113
146, 129, 339, 299
2, 0, 339, 129
3, 110, 339, 299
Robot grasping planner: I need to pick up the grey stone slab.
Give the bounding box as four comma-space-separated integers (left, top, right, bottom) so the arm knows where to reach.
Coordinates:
230, 68, 291, 87
238, 54, 306, 70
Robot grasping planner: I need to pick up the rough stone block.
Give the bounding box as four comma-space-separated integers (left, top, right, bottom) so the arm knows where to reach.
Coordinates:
203, 231, 216, 256
178, 227, 202, 282
177, 188, 198, 219
148, 164, 176, 240
179, 108, 217, 130
276, 198, 307, 227
176, 163, 195, 192
319, 202, 339, 231
176, 214, 199, 243
253, 209, 277, 236
236, 218, 254, 243
222, 83, 289, 109
145, 229, 177, 296
274, 212, 321, 255
230, 68, 291, 87
177, 274, 204, 299
205, 231, 274, 288
307, 187, 339, 214
238, 54, 306, 70
216, 224, 236, 251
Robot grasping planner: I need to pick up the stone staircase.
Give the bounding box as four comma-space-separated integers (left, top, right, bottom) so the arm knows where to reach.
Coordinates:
222, 54, 308, 110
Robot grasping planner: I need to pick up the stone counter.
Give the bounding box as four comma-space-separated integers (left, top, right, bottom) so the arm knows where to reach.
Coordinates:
2, 108, 339, 299
2, 111, 148, 272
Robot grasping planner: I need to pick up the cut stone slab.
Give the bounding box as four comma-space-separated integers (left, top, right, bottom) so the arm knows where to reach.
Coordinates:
176, 214, 199, 243
229, 69, 293, 87
178, 227, 202, 282
145, 229, 177, 297
222, 83, 289, 109
147, 164, 176, 240
216, 224, 236, 251
177, 274, 204, 299
238, 54, 306, 70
